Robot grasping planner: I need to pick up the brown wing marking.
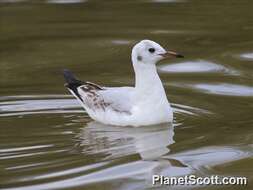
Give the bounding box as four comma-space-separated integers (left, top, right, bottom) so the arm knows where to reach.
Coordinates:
85, 81, 104, 90
79, 84, 130, 115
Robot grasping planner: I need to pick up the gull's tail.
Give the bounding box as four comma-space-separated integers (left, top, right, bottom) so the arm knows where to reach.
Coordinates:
63, 69, 84, 102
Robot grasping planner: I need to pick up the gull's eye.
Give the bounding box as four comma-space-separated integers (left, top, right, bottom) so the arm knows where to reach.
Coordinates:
148, 48, 155, 53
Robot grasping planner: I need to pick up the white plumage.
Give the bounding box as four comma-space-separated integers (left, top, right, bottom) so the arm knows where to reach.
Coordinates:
64, 39, 183, 126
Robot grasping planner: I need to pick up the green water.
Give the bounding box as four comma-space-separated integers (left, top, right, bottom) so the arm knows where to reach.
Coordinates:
0, 0, 253, 189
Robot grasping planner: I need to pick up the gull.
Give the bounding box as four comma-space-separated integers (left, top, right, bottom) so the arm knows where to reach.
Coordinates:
63, 40, 183, 126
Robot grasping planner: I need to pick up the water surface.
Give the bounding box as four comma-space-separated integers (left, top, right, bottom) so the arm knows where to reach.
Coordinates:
0, 0, 253, 189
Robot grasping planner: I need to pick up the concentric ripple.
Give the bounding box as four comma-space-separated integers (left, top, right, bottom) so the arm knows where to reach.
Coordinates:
1, 94, 252, 190
0, 94, 212, 190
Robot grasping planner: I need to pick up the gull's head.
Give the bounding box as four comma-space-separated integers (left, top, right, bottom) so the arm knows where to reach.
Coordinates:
131, 39, 183, 65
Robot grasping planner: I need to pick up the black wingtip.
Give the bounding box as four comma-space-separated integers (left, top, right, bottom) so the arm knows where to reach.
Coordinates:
63, 69, 84, 102
63, 69, 76, 84
63, 69, 84, 89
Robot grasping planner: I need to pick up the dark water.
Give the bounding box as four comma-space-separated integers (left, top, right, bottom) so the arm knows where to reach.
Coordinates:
0, 0, 253, 189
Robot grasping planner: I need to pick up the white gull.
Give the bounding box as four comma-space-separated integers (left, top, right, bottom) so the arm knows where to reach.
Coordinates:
63, 39, 183, 126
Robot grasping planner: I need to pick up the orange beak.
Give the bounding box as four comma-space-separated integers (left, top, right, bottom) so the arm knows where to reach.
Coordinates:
159, 50, 184, 58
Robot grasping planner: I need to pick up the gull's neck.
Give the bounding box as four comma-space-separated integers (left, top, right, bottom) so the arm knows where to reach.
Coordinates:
132, 59, 167, 100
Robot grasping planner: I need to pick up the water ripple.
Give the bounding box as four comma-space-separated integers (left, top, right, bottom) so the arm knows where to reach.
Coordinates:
0, 144, 54, 154
47, 0, 87, 4
167, 146, 253, 172
159, 60, 238, 75
177, 83, 253, 97
0, 95, 81, 117
240, 52, 253, 60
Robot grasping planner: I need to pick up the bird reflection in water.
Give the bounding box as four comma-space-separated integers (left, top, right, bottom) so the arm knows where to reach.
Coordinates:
75, 122, 191, 188
77, 122, 175, 161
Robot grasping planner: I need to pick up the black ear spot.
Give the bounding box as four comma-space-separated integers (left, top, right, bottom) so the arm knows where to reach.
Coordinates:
137, 55, 142, 61
148, 48, 155, 53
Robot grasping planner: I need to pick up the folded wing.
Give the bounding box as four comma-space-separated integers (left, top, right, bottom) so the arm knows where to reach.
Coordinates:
63, 69, 133, 115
